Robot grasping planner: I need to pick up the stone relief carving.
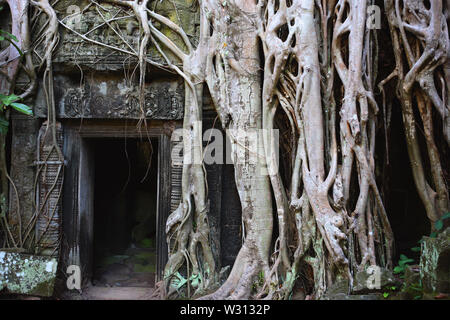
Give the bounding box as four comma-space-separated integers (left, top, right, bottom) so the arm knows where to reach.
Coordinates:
35, 75, 184, 120
64, 88, 91, 117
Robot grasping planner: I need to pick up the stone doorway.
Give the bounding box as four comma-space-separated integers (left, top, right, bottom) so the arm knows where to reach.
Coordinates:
61, 120, 174, 299
90, 137, 158, 290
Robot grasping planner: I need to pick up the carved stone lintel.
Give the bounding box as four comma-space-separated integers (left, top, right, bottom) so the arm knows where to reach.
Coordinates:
34, 74, 184, 120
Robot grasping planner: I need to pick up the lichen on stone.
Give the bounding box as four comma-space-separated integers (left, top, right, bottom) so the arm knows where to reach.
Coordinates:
0, 251, 58, 297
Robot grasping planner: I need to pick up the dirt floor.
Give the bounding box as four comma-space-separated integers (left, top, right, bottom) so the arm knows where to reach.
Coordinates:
61, 245, 160, 300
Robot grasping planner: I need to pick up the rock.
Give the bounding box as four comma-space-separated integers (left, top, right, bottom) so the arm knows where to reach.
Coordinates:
321, 293, 382, 300
322, 267, 398, 299
420, 227, 450, 293
325, 279, 350, 295
0, 251, 58, 297
352, 267, 398, 293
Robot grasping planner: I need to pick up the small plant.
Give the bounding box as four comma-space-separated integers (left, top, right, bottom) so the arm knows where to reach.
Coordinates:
0, 94, 33, 126
0, 10, 32, 133
408, 212, 450, 254
430, 212, 450, 238
0, 24, 33, 134
410, 282, 423, 300
400, 280, 423, 300
0, 29, 23, 55
382, 285, 399, 299
258, 271, 264, 286
393, 254, 415, 276
251, 271, 265, 293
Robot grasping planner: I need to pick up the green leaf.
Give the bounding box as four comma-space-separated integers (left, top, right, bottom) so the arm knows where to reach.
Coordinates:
383, 292, 389, 298
172, 272, 187, 290
10, 102, 33, 116
0, 30, 23, 55
399, 259, 414, 267
430, 232, 438, 238
400, 254, 409, 260
0, 94, 20, 106
0, 30, 18, 42
411, 247, 421, 252
435, 219, 444, 231
393, 266, 403, 274
441, 212, 450, 220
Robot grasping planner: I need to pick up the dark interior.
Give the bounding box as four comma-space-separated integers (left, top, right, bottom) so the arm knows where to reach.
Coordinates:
91, 137, 158, 287
0, 2, 12, 52
385, 103, 431, 262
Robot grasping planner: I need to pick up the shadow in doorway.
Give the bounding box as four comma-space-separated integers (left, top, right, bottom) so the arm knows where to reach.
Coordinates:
90, 137, 158, 294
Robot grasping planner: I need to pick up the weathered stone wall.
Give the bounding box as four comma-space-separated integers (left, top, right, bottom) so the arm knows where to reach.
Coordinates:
420, 228, 450, 293
8, 116, 41, 239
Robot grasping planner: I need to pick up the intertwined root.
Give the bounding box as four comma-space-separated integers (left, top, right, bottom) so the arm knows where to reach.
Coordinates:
384, 0, 449, 226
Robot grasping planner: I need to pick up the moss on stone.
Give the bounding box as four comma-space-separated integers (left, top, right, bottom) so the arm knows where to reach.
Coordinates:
420, 227, 450, 293
0, 251, 57, 297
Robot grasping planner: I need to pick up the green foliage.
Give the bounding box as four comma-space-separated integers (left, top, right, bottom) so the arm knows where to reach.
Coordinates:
393, 254, 415, 275
0, 27, 23, 56
0, 94, 33, 135
0, 20, 33, 135
433, 212, 450, 233
258, 271, 264, 286
0, 29, 18, 45
170, 271, 203, 295
0, 4, 23, 56
0, 94, 32, 115
408, 212, 450, 255
251, 271, 265, 293
391, 213, 450, 298
401, 280, 423, 300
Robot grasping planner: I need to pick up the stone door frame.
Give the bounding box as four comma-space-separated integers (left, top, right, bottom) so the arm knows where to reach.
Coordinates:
61, 119, 175, 285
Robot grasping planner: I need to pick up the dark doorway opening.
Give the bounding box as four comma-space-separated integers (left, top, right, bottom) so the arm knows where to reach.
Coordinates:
90, 137, 159, 289
385, 102, 430, 262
